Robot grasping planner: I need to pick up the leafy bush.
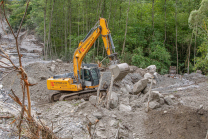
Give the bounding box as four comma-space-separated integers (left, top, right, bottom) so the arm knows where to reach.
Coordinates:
194, 40, 208, 74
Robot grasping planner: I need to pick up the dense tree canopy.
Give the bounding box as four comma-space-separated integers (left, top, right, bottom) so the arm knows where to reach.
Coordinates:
3, 0, 208, 74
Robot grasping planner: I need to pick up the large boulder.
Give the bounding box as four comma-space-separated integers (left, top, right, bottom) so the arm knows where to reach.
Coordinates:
133, 78, 148, 95
144, 73, 153, 79
146, 65, 156, 73
109, 92, 119, 109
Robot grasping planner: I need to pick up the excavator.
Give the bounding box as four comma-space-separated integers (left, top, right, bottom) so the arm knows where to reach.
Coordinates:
47, 18, 130, 102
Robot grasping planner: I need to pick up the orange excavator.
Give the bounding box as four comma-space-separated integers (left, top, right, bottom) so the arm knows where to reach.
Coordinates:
47, 18, 129, 102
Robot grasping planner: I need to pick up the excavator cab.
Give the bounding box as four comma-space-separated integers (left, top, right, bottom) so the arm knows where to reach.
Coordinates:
81, 64, 100, 88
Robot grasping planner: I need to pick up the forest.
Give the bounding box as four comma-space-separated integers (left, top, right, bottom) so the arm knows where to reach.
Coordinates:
2, 0, 208, 74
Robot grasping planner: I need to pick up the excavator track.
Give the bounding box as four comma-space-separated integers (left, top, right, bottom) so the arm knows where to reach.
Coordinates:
49, 89, 106, 102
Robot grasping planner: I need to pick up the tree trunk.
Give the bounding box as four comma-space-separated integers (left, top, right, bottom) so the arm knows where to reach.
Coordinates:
194, 24, 197, 66
164, 0, 167, 45
152, 0, 155, 36
108, 1, 112, 25
65, 5, 67, 58
46, 0, 55, 60
175, 0, 178, 74
44, 0, 47, 59
122, 0, 131, 55
188, 31, 194, 74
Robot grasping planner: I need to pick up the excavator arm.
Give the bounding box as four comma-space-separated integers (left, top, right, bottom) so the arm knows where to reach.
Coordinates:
73, 18, 118, 82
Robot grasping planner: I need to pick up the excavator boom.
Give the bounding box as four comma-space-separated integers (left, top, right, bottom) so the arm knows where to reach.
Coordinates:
73, 18, 129, 82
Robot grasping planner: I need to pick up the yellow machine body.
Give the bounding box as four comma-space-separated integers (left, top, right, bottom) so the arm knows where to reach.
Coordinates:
47, 18, 129, 94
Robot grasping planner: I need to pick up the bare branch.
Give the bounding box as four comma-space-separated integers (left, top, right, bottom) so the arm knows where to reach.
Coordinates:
2, 1, 16, 38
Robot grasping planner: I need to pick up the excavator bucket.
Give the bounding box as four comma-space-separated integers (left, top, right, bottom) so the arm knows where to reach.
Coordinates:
109, 63, 130, 82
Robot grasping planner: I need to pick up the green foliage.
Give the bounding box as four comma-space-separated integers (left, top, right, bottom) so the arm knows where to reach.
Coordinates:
194, 40, 208, 74
6, 0, 205, 74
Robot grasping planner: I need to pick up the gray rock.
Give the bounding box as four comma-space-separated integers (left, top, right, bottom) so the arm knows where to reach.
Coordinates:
89, 96, 97, 105
96, 130, 107, 138
159, 98, 165, 105
121, 87, 128, 94
153, 72, 158, 78
109, 119, 118, 127
28, 77, 37, 85
142, 86, 149, 94
119, 129, 129, 138
53, 127, 63, 133
119, 104, 132, 112
40, 76, 47, 80
109, 92, 119, 109
164, 96, 174, 105
120, 97, 129, 105
149, 91, 160, 102
0, 120, 2, 124
93, 111, 103, 119
141, 93, 149, 103
133, 78, 148, 95
144, 73, 153, 79
146, 65, 156, 73
50, 64, 56, 72
125, 84, 133, 94
196, 70, 202, 74
87, 115, 98, 124
56, 59, 63, 63
147, 101, 160, 109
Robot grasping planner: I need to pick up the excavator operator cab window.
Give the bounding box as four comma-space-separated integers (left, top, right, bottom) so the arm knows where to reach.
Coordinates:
83, 69, 91, 81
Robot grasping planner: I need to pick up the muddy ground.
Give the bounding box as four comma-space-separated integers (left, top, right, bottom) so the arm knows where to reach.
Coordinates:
1, 60, 208, 139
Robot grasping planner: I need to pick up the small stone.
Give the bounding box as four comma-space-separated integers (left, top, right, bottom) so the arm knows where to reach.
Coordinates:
109, 92, 119, 109
87, 115, 98, 124
28, 77, 37, 85
148, 101, 160, 109
36, 111, 41, 115
112, 114, 117, 118
53, 127, 63, 133
0, 120, 2, 124
40, 76, 47, 80
169, 95, 175, 99
164, 96, 174, 105
56, 59, 63, 63
149, 91, 160, 102
159, 98, 165, 105
93, 111, 103, 119
200, 105, 203, 109
55, 113, 60, 118
50, 64, 56, 72
89, 96, 97, 105
109, 120, 117, 127
119, 104, 132, 112
164, 111, 167, 114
